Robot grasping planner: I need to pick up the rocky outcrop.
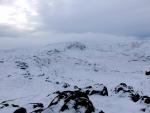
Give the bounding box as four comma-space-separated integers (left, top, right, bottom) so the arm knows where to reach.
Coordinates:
14, 107, 27, 113
67, 42, 86, 50
6, 83, 149, 113
43, 84, 108, 113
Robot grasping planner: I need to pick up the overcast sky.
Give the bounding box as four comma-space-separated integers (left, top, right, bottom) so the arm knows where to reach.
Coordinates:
0, 0, 150, 40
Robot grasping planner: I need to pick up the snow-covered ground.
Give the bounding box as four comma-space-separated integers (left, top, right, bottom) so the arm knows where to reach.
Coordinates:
0, 38, 150, 113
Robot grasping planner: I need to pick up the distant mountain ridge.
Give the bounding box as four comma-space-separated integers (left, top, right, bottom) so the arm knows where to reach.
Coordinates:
0, 40, 150, 113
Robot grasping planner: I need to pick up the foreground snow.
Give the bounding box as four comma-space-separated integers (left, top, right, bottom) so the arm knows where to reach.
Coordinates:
0, 39, 150, 113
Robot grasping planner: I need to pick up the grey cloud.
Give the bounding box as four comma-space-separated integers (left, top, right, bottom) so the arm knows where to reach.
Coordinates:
0, 0, 15, 5
0, 0, 150, 38
32, 0, 150, 37
0, 24, 31, 38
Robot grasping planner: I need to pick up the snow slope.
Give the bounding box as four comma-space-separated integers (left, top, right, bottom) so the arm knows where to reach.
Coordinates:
0, 39, 150, 113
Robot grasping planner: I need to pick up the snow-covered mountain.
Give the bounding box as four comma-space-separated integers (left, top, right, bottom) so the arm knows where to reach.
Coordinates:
0, 39, 150, 113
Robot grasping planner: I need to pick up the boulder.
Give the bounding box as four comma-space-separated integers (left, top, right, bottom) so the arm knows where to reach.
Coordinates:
45, 90, 95, 113
14, 107, 27, 113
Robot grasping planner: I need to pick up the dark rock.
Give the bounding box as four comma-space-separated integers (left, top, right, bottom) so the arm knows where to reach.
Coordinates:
99, 110, 105, 113
114, 83, 142, 103
114, 83, 134, 95
60, 104, 69, 111
1, 101, 7, 104
55, 81, 59, 84
140, 108, 146, 112
0, 61, 4, 63
47, 49, 60, 56
120, 83, 127, 87
3, 103, 9, 107
74, 85, 79, 89
12, 104, 19, 107
15, 61, 28, 70
141, 96, 150, 104
90, 90, 101, 95
85, 84, 108, 96
0, 106, 4, 109
14, 107, 27, 113
38, 73, 45, 77
130, 93, 141, 102
67, 42, 86, 50
62, 83, 70, 88
31, 108, 43, 113
0, 103, 9, 110
45, 79, 52, 83
30, 103, 44, 109
145, 71, 150, 76
85, 86, 93, 89
74, 86, 81, 90
48, 90, 95, 113
7, 75, 12, 77
28, 78, 32, 80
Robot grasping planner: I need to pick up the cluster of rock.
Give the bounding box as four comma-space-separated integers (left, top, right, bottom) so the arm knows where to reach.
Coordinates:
114, 83, 150, 104
114, 83, 150, 112
145, 71, 150, 76
43, 84, 107, 113
67, 42, 86, 50
7, 83, 150, 113
15, 61, 29, 70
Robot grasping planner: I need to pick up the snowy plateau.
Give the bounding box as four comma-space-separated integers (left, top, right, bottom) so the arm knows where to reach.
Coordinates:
0, 38, 150, 113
